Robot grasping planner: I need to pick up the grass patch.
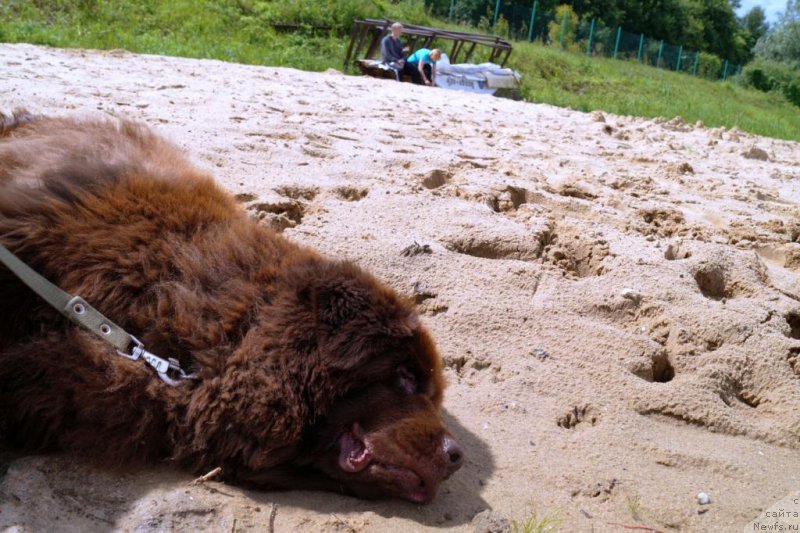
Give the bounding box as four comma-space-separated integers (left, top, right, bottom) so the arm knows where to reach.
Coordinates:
626, 494, 643, 522
2, 1, 799, 141
509, 43, 800, 141
511, 508, 563, 533
0, 0, 357, 71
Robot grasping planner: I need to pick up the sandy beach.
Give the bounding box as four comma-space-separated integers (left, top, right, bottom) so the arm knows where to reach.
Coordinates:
1, 43, 799, 532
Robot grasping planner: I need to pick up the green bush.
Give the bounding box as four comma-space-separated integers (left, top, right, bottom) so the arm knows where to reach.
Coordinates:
747, 67, 775, 91
743, 58, 800, 107
548, 5, 578, 49
385, 0, 432, 27
696, 52, 722, 80
785, 80, 800, 106
243, 0, 429, 35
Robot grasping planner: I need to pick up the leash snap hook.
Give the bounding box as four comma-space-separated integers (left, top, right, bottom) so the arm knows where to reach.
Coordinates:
118, 336, 197, 385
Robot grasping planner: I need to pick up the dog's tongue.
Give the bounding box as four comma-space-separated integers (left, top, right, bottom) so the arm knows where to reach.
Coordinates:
338, 424, 371, 472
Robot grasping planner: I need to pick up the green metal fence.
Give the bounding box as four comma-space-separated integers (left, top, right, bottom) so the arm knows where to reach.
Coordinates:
434, 0, 741, 82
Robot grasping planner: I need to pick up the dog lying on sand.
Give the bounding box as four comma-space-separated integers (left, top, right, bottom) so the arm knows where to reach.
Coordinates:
0, 110, 463, 503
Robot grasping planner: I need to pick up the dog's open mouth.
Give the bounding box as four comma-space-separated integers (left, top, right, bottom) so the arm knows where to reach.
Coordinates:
337, 423, 434, 504
338, 425, 372, 472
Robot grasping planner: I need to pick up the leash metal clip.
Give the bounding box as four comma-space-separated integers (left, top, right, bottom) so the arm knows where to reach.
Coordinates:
118, 336, 197, 386
0, 243, 200, 387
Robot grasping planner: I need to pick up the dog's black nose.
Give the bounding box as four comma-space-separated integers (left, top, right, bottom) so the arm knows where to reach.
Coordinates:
442, 435, 464, 474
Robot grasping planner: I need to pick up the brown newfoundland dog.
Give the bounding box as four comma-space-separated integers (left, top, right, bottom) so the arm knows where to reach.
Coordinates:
0, 110, 462, 504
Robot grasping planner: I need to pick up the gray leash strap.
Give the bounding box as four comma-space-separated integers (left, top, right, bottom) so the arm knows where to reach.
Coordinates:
0, 243, 195, 386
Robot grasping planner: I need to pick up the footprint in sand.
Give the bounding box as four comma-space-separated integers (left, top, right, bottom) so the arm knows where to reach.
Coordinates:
557, 405, 599, 429
540, 224, 609, 279
274, 185, 318, 201
247, 201, 305, 232
332, 186, 368, 201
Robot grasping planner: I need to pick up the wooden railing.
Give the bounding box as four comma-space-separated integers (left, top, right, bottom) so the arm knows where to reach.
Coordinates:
344, 19, 513, 69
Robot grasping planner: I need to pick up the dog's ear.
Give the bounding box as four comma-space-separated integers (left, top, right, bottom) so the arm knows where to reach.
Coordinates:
311, 282, 364, 332
383, 312, 419, 338
306, 283, 419, 337
296, 279, 362, 333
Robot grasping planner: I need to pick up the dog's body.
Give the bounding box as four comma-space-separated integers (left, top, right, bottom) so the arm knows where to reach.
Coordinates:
0, 111, 462, 503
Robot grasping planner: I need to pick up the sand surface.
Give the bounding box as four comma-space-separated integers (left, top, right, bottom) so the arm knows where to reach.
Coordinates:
1, 43, 800, 532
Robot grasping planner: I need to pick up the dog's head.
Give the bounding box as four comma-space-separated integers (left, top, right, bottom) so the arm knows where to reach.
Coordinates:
188, 259, 463, 503
241, 259, 463, 503
306, 324, 463, 504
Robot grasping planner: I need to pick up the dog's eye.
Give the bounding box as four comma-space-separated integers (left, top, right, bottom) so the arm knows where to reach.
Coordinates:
397, 366, 417, 394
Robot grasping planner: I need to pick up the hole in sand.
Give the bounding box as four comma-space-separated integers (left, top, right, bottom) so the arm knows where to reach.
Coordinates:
704, 338, 722, 352
789, 224, 800, 243
508, 186, 527, 206
785, 311, 800, 340
632, 351, 675, 383
664, 243, 691, 261
486, 186, 529, 213
693, 266, 728, 300
654, 358, 675, 383
788, 347, 800, 376
422, 169, 452, 189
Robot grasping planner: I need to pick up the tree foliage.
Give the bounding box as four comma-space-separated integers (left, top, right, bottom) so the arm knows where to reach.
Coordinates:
742, 5, 769, 49
426, 0, 762, 62
754, 0, 800, 66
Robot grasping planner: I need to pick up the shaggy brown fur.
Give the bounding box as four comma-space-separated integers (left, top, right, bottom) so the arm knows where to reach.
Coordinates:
0, 110, 463, 503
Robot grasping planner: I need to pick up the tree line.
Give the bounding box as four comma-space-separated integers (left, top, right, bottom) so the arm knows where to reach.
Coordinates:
754, 0, 800, 66
426, 0, 769, 63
